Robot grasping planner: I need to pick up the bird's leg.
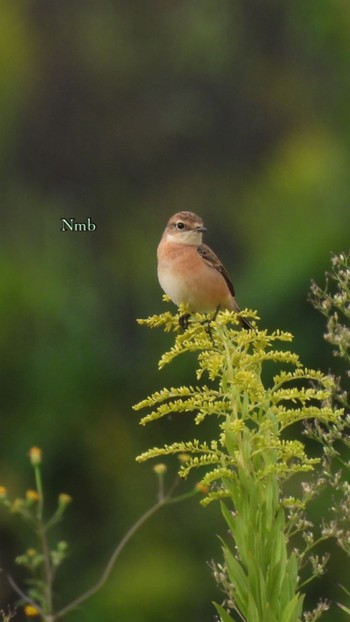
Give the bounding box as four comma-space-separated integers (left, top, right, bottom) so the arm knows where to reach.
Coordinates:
210, 305, 220, 322
179, 313, 191, 330
202, 305, 220, 341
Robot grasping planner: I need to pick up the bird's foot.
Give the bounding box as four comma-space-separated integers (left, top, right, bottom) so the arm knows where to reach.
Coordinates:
201, 306, 220, 341
179, 313, 191, 330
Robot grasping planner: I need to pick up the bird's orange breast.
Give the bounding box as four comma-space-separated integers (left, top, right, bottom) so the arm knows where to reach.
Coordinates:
157, 240, 233, 312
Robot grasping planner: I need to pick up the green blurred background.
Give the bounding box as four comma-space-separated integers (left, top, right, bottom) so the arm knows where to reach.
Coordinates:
1, 1, 350, 620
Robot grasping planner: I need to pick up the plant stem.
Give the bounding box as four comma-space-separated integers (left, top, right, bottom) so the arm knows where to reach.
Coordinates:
54, 495, 167, 620
34, 463, 53, 618
37, 522, 54, 618
34, 464, 44, 522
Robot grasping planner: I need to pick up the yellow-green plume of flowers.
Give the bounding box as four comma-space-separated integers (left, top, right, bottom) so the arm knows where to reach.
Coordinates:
134, 306, 342, 505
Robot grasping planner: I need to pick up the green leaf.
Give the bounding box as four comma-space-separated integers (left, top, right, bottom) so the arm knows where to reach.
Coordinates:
224, 418, 238, 456
222, 543, 249, 616
244, 553, 267, 617
221, 501, 236, 534
263, 478, 279, 526
220, 502, 250, 567
265, 528, 288, 600
266, 560, 287, 611
256, 567, 267, 615
283, 552, 299, 601
280, 593, 304, 622
247, 590, 260, 622
213, 603, 235, 622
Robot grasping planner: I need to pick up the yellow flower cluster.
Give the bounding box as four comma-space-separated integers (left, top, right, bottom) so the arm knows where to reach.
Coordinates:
134, 307, 343, 505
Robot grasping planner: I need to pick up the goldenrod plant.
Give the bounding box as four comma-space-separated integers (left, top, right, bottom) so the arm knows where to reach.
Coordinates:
1, 256, 348, 621
134, 299, 344, 621
0, 448, 197, 620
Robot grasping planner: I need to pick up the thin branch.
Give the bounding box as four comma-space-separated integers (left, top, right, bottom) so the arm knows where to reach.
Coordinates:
54, 495, 167, 620
7, 574, 44, 615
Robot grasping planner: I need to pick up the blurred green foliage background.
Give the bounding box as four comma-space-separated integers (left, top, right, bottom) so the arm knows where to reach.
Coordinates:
1, 1, 350, 620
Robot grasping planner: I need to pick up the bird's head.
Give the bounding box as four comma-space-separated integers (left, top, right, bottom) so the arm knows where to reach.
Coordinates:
163, 211, 207, 245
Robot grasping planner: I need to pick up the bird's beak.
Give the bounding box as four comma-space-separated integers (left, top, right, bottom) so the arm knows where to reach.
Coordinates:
195, 225, 207, 233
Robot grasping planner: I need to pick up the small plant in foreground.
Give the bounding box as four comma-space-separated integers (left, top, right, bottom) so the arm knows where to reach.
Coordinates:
0, 448, 196, 620
134, 302, 343, 621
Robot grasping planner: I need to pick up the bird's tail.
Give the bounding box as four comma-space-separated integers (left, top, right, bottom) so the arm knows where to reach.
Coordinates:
239, 315, 253, 331
230, 298, 253, 330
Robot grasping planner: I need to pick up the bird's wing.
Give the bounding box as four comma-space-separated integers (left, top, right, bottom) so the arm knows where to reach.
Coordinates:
197, 243, 236, 297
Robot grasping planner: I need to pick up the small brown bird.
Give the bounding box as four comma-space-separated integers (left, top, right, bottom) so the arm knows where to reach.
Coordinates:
157, 211, 252, 330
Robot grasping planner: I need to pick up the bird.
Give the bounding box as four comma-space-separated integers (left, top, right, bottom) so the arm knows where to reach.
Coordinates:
157, 211, 252, 330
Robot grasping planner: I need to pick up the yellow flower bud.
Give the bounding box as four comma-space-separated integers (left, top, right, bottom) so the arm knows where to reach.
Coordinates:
26, 490, 40, 503
177, 453, 191, 464
195, 483, 209, 495
153, 463, 167, 475
0, 486, 7, 499
24, 604, 40, 616
58, 493, 72, 507
12, 498, 25, 513
28, 447, 42, 466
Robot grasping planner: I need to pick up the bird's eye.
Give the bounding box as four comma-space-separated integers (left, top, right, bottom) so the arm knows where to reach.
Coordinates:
176, 222, 185, 230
